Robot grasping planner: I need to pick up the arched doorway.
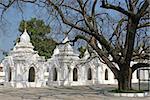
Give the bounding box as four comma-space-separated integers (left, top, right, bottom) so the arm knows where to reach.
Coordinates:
73, 68, 78, 81
87, 68, 92, 80
8, 67, 11, 82
53, 68, 57, 81
28, 67, 35, 82
105, 69, 108, 80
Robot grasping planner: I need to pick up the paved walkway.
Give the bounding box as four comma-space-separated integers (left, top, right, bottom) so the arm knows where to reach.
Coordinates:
0, 84, 149, 100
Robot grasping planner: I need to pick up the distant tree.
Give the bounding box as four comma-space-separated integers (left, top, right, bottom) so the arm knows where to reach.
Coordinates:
78, 46, 86, 58
19, 18, 57, 59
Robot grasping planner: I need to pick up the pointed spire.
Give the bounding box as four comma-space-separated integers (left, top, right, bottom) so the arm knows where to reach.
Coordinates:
83, 49, 90, 59
20, 28, 30, 43
62, 36, 69, 43
59, 36, 74, 54
53, 46, 59, 56
24, 28, 27, 33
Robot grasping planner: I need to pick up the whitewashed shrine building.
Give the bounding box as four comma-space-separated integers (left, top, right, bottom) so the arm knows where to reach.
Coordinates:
0, 30, 147, 88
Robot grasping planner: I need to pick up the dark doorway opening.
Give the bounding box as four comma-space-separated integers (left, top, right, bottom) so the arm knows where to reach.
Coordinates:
53, 68, 57, 81
87, 68, 92, 80
105, 69, 108, 80
8, 67, 11, 82
73, 68, 78, 81
28, 67, 35, 82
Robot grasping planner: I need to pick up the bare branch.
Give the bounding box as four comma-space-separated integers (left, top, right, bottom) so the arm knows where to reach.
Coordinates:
62, 4, 82, 14
109, 18, 126, 41
101, 0, 132, 16
137, 22, 150, 28
20, 0, 37, 3
132, 63, 150, 73
137, 0, 149, 17
128, 0, 134, 11
91, 0, 97, 17
47, 0, 91, 34
83, 0, 89, 9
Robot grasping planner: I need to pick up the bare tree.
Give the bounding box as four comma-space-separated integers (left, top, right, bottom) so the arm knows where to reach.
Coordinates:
0, 0, 149, 90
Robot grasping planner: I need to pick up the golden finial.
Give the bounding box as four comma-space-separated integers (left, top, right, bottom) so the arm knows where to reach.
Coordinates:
24, 21, 27, 32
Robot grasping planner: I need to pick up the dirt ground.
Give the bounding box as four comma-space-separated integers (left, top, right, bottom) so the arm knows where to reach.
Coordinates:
0, 84, 149, 100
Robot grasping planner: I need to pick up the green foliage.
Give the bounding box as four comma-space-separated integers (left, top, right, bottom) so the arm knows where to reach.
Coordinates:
19, 18, 57, 59
78, 46, 86, 58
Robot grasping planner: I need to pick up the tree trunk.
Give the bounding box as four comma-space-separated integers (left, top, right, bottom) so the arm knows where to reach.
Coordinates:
118, 65, 132, 90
